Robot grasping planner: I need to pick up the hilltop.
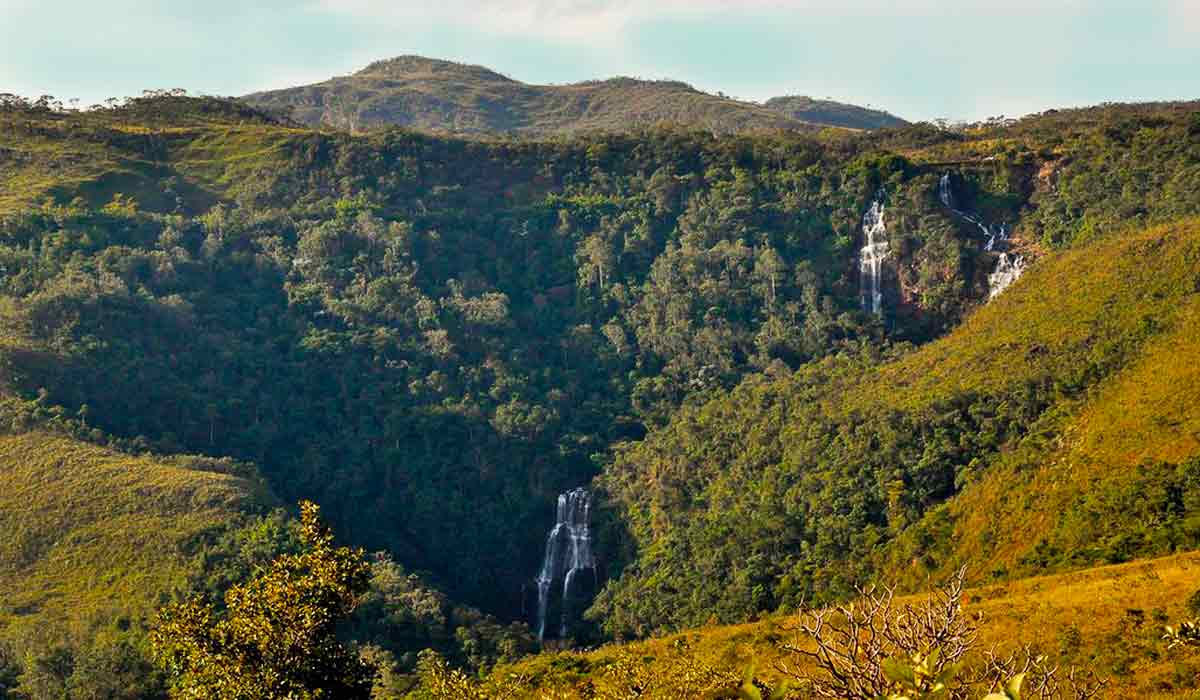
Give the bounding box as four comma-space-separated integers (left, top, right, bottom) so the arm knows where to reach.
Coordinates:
241, 55, 906, 135
765, 94, 908, 130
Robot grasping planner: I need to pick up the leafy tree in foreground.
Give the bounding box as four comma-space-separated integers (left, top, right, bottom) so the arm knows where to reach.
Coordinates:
152, 501, 375, 699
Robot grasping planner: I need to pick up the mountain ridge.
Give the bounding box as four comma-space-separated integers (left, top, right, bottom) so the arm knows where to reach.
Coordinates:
241, 54, 909, 135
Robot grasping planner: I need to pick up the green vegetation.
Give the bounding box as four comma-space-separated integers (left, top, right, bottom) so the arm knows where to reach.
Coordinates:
0, 90, 1199, 696
593, 217, 1200, 636
0, 430, 274, 699
241, 55, 900, 136
153, 501, 375, 699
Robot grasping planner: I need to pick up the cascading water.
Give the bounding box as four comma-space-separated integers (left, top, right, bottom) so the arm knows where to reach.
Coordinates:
939, 173, 1025, 298
988, 253, 1026, 299
534, 488, 596, 641
859, 193, 889, 315
939, 172, 1001, 245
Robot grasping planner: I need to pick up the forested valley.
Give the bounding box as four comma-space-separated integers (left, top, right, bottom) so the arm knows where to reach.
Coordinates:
1, 92, 1199, 698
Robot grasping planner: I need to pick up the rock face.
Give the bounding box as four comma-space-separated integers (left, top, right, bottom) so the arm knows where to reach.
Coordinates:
241, 55, 905, 136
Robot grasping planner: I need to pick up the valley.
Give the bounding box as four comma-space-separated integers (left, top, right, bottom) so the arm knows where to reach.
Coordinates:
0, 77, 1198, 698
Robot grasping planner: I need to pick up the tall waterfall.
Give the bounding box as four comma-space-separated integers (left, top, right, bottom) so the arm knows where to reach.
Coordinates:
859, 193, 889, 315
939, 173, 1024, 298
535, 488, 596, 641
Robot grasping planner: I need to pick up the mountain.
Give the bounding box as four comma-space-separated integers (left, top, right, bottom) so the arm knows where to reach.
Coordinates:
2, 92, 1200, 695
764, 94, 908, 130
240, 55, 902, 135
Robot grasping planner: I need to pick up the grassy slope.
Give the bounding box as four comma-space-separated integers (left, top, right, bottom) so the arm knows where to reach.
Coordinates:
0, 107, 296, 216
927, 301, 1200, 575
505, 551, 1200, 698
869, 217, 1200, 582
595, 215, 1200, 640
764, 95, 908, 130
241, 55, 889, 135
0, 431, 271, 643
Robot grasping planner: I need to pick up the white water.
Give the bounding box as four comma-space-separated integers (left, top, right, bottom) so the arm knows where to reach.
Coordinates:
987, 253, 1026, 299
939, 173, 1025, 298
859, 194, 889, 315
535, 488, 596, 640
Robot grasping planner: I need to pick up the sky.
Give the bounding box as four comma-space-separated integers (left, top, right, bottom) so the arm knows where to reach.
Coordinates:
1, 0, 1198, 122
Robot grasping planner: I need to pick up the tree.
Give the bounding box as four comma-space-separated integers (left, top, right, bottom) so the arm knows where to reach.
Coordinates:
152, 501, 375, 699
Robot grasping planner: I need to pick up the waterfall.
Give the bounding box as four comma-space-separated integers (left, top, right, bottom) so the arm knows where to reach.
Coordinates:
859, 193, 889, 315
939, 172, 996, 241
938, 173, 1025, 298
988, 253, 1026, 299
535, 488, 596, 641
938, 172, 956, 209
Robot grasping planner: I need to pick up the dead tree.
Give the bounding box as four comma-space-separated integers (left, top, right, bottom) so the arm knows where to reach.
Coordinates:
776, 566, 978, 700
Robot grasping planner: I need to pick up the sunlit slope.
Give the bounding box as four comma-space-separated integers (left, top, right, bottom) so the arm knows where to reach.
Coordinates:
506, 551, 1200, 698
0, 431, 271, 638
0, 102, 296, 215
597, 217, 1200, 633
877, 218, 1200, 583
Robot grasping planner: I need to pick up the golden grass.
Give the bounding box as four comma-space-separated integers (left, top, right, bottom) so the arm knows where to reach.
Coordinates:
0, 431, 265, 642
504, 552, 1200, 697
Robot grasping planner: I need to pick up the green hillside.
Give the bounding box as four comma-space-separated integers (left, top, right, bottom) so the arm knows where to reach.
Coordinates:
765, 94, 908, 130
593, 216, 1200, 636
241, 55, 899, 135
0, 432, 270, 630
2, 93, 1200, 696
0, 428, 277, 697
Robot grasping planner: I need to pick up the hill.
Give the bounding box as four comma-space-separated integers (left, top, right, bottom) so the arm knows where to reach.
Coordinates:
765, 94, 908, 130
485, 550, 1200, 698
592, 215, 1200, 636
0, 428, 278, 695
240, 55, 901, 135
2, 94, 1200, 695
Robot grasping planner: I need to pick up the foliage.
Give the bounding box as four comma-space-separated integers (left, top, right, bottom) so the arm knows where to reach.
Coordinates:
348, 554, 537, 677
152, 501, 375, 699
592, 217, 1200, 635
0, 95, 1198, 696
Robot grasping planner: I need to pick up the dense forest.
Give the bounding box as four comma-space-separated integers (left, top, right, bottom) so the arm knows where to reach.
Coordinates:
1, 92, 1199, 697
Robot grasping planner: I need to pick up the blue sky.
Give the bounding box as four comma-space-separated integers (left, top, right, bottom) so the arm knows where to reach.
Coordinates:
1, 0, 1197, 122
